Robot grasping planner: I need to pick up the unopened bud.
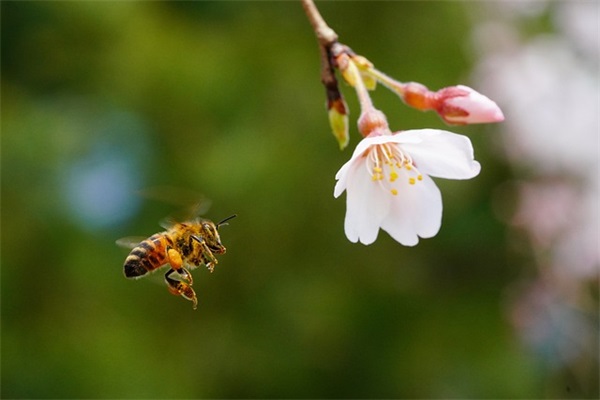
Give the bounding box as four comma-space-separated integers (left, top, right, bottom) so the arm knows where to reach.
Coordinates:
328, 98, 350, 150
432, 85, 504, 125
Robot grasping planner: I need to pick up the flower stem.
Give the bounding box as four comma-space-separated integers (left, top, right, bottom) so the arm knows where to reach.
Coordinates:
350, 61, 375, 112
367, 67, 406, 95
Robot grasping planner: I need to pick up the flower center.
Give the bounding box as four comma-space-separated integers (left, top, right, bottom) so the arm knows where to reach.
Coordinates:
367, 143, 423, 195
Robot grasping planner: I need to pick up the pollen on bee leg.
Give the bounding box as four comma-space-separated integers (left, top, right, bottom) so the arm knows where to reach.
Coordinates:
167, 248, 183, 270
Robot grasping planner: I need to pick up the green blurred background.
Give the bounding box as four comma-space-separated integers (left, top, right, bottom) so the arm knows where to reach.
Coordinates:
2, 1, 597, 398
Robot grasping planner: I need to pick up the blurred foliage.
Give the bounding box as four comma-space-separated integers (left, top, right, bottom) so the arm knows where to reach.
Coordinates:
1, 1, 595, 399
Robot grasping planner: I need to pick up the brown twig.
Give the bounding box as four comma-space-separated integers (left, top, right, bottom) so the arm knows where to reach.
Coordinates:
301, 0, 347, 126
301, 0, 338, 46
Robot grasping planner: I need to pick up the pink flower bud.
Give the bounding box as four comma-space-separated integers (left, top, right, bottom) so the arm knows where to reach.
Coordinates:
432, 85, 504, 125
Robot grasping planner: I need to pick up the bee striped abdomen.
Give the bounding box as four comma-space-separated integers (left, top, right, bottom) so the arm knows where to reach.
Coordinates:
124, 233, 169, 278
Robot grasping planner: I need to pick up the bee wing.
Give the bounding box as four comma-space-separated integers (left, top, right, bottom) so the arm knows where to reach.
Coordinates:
186, 200, 212, 218
159, 217, 178, 230
158, 202, 212, 229
137, 186, 212, 226
138, 186, 211, 213
115, 236, 147, 249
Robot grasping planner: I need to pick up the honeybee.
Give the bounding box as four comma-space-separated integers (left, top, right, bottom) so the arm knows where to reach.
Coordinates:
118, 214, 236, 309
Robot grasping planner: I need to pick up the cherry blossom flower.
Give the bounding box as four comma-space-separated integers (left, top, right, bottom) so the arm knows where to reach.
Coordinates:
334, 128, 481, 245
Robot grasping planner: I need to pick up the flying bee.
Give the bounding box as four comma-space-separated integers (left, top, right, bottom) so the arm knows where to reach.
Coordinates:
118, 214, 236, 309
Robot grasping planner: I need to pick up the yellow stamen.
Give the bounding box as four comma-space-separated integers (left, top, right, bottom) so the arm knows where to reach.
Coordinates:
367, 143, 424, 193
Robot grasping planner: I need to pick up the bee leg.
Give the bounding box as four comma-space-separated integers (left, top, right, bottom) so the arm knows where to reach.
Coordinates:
166, 247, 194, 284
202, 245, 219, 273
206, 261, 216, 273
178, 267, 193, 285
191, 236, 220, 273
165, 269, 198, 310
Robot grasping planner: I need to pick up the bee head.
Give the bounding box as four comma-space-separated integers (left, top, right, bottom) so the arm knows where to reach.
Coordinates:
190, 215, 235, 254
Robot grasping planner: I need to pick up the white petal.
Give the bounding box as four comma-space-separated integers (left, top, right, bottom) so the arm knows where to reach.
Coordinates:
344, 163, 392, 245
412, 174, 442, 238
335, 133, 406, 198
379, 172, 442, 246
334, 136, 382, 197
334, 158, 354, 198
380, 195, 419, 246
350, 134, 385, 156
394, 129, 481, 180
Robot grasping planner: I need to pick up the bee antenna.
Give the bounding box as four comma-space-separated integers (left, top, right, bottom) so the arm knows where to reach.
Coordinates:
217, 214, 237, 228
